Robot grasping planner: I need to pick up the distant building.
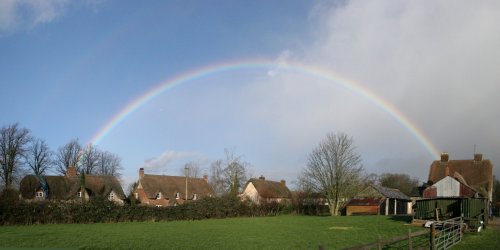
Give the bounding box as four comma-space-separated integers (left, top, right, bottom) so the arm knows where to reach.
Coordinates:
19, 166, 125, 204
133, 168, 215, 207
428, 153, 493, 201
240, 176, 292, 204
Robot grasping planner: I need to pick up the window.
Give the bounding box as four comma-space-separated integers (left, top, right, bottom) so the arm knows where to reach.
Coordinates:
134, 192, 139, 199
77, 191, 82, 198
175, 192, 180, 199
108, 191, 114, 201
36, 191, 44, 198
156, 192, 161, 200
193, 193, 197, 200
156, 205, 162, 208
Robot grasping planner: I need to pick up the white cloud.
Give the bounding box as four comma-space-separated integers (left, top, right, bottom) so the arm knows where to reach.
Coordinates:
0, 0, 105, 33
142, 150, 208, 174
301, 0, 500, 178
235, 1, 500, 180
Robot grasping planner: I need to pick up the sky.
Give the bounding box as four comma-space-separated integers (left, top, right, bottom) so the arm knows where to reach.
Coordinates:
1, 0, 499, 190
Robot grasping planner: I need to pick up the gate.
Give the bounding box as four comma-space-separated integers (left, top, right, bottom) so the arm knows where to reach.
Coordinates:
430, 217, 463, 250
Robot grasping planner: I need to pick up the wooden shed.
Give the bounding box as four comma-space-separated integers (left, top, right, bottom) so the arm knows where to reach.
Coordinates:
346, 185, 411, 216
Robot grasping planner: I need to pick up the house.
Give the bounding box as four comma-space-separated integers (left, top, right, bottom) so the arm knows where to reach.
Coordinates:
133, 168, 215, 207
428, 153, 493, 201
240, 176, 292, 204
423, 173, 478, 199
345, 185, 411, 216
19, 166, 125, 204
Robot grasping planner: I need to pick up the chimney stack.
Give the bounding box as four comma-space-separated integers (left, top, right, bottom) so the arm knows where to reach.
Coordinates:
259, 175, 265, 180
66, 166, 77, 177
203, 174, 209, 183
139, 168, 144, 179
474, 154, 483, 162
440, 152, 449, 162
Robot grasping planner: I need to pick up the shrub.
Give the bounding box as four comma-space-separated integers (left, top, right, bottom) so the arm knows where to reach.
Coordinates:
0, 196, 293, 225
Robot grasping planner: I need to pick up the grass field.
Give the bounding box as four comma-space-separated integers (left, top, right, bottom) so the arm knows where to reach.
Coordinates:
0, 215, 417, 249
0, 215, 497, 249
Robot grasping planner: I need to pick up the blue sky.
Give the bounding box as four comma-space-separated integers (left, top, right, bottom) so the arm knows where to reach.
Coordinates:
2, 0, 500, 189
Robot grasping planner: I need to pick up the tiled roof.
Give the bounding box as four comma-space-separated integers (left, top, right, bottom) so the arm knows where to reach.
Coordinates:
428, 158, 493, 195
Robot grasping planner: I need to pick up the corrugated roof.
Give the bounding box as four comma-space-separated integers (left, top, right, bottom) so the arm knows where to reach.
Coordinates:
371, 185, 410, 200
347, 197, 385, 206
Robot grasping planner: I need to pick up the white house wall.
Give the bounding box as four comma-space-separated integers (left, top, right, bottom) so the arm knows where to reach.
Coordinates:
241, 183, 260, 204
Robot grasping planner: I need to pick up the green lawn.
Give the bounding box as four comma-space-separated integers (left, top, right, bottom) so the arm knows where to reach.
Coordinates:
0, 215, 419, 249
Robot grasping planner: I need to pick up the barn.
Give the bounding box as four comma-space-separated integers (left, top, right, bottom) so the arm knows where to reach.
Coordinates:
346, 185, 411, 216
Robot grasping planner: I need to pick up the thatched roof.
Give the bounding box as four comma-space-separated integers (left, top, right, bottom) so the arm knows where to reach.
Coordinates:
139, 174, 214, 200
428, 154, 493, 198
19, 174, 125, 200
84, 175, 125, 199
245, 178, 292, 199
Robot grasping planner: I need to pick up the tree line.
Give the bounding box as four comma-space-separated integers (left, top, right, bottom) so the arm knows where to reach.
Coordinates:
3, 122, 455, 217
0, 123, 122, 190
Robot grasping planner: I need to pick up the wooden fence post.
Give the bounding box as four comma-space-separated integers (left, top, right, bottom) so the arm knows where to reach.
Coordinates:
408, 229, 412, 250
430, 223, 436, 250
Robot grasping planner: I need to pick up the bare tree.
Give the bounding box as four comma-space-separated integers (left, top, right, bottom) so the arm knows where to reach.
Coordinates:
209, 149, 250, 196
180, 161, 203, 178
378, 173, 419, 196
25, 138, 53, 176
96, 150, 122, 177
55, 139, 82, 175
0, 123, 31, 188
302, 132, 364, 216
80, 144, 100, 174
209, 159, 226, 196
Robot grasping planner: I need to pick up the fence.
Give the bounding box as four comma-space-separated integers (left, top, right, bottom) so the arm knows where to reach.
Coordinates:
430, 217, 463, 250
342, 229, 429, 250
342, 216, 464, 250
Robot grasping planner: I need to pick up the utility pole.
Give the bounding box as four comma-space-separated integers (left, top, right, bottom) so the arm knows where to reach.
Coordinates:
184, 165, 189, 201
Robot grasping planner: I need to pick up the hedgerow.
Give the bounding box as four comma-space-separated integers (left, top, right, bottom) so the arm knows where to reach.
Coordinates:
0, 196, 293, 225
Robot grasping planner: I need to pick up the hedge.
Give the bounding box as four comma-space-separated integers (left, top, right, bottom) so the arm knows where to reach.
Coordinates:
0, 196, 293, 225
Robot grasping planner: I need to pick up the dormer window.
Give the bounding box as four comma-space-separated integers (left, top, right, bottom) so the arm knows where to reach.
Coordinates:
36, 191, 44, 198
108, 191, 115, 201
175, 192, 180, 199
156, 192, 161, 200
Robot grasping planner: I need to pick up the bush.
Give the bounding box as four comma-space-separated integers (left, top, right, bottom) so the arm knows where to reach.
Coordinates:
0, 196, 293, 225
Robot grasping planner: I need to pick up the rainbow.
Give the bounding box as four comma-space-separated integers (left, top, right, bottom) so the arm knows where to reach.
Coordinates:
88, 59, 440, 157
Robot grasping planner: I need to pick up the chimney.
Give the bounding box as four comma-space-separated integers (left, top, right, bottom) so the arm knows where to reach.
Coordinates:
203, 174, 209, 183
474, 153, 483, 162
259, 175, 265, 180
139, 168, 144, 179
440, 152, 449, 162
66, 166, 77, 177
281, 179, 286, 185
